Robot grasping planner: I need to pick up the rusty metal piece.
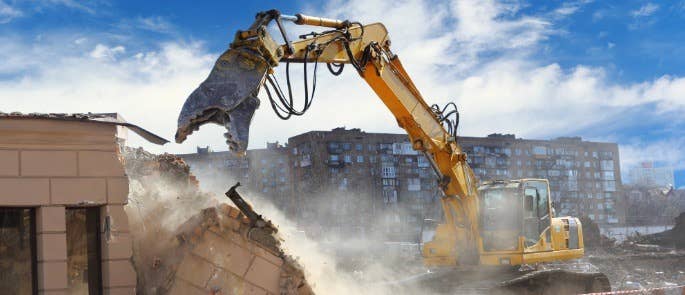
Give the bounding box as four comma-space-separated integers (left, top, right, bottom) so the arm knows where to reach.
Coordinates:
225, 183, 262, 226
175, 47, 267, 153
225, 183, 281, 254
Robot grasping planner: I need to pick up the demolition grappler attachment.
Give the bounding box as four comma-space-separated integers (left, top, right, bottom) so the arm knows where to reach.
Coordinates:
175, 46, 267, 153
176, 10, 360, 152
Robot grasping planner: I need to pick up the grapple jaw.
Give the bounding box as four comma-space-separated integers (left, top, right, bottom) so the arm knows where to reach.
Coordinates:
175, 47, 268, 153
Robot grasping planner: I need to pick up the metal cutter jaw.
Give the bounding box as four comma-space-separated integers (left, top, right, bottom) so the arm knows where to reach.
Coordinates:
175, 47, 268, 154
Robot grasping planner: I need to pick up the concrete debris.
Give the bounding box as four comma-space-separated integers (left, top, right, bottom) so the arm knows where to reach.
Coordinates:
588, 249, 685, 291
121, 147, 313, 295
629, 212, 685, 249
579, 216, 616, 248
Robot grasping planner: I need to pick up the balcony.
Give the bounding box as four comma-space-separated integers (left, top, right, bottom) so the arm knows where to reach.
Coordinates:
326, 160, 344, 168
327, 147, 343, 154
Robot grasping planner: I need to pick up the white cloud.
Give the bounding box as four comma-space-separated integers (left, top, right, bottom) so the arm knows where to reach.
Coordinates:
0, 37, 215, 153
632, 3, 659, 17
118, 16, 175, 33
89, 44, 126, 60
620, 138, 685, 174
0, 0, 22, 24
39, 0, 96, 14
136, 16, 173, 32
553, 0, 593, 18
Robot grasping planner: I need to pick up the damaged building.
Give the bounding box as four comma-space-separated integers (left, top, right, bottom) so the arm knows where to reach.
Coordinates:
0, 112, 312, 295
0, 112, 165, 294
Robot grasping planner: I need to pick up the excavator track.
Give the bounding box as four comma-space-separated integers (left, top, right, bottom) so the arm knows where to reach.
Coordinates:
387, 265, 611, 294
496, 269, 611, 294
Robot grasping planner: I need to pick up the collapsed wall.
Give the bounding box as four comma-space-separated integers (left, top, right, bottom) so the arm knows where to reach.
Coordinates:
121, 147, 313, 294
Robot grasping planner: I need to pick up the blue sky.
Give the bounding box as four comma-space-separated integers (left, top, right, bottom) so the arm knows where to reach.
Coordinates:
1, 0, 684, 187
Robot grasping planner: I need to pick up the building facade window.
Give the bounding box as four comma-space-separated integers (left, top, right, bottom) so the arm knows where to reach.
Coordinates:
407, 178, 421, 191
417, 156, 430, 167
381, 166, 396, 178
0, 208, 37, 294
533, 146, 547, 155
66, 207, 102, 294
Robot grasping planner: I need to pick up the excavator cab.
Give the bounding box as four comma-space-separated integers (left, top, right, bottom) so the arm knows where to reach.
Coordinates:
477, 179, 552, 252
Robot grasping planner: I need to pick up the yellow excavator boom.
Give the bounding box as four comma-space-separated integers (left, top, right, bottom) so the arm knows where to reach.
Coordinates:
174, 9, 588, 270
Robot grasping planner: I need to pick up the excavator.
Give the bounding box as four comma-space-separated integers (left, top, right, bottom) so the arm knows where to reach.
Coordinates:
174, 10, 611, 294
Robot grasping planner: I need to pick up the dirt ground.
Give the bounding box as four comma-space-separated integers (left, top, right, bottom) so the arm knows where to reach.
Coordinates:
587, 248, 685, 291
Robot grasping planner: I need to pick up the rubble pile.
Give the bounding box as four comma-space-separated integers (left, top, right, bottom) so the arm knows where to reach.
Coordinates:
588, 249, 685, 290
579, 216, 615, 248
630, 212, 685, 249
586, 212, 685, 290
121, 147, 313, 294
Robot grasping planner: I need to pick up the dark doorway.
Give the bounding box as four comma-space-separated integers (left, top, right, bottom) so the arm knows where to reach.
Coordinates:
66, 207, 102, 295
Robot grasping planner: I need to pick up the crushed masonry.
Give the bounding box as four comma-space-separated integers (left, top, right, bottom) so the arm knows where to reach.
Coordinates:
122, 147, 314, 294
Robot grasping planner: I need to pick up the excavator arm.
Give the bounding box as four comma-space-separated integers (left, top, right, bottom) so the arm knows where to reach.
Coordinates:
174, 11, 614, 293
175, 10, 479, 266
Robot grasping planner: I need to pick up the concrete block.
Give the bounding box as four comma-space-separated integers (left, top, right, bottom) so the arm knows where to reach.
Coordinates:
38, 290, 68, 295
37, 233, 67, 262
0, 150, 19, 176
38, 261, 68, 290
78, 151, 125, 177
175, 254, 214, 289
103, 286, 136, 295
102, 260, 136, 288
253, 246, 283, 267
50, 178, 106, 205
101, 232, 133, 260
0, 178, 50, 206
244, 283, 268, 295
37, 206, 66, 233
106, 177, 129, 204
192, 231, 254, 277
100, 205, 130, 233
244, 256, 281, 294
206, 269, 245, 295
21, 151, 77, 176
168, 278, 208, 295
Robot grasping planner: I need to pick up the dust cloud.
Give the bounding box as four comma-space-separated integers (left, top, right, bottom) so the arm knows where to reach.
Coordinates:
189, 164, 435, 295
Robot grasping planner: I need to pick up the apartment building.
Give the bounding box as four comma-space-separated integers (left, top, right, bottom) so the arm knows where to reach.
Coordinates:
179, 128, 624, 242
288, 129, 623, 233
621, 185, 685, 226
459, 134, 622, 224
178, 146, 250, 186
288, 127, 439, 241
178, 143, 292, 212
628, 161, 675, 188
246, 142, 292, 214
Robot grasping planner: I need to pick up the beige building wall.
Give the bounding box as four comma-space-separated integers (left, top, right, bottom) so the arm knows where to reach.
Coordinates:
0, 118, 136, 294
